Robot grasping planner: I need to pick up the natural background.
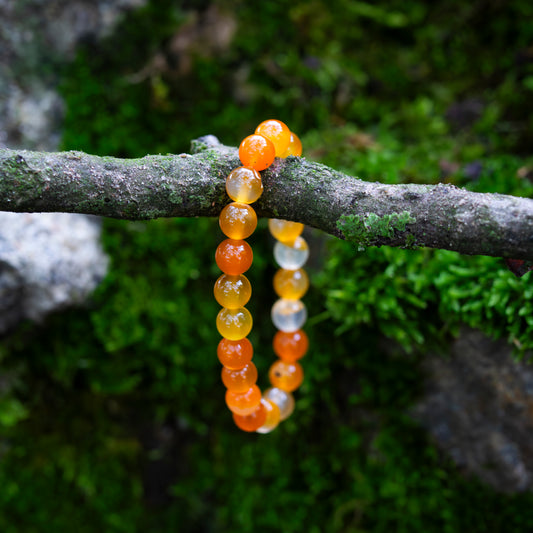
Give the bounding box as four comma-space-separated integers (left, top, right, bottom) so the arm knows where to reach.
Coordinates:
2, 0, 533, 531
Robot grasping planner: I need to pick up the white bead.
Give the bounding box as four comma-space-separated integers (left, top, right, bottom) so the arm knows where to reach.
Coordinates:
263, 387, 295, 421
274, 236, 309, 269
271, 299, 307, 332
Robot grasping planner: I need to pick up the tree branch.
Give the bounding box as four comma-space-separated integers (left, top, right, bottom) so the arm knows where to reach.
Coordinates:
1, 136, 533, 259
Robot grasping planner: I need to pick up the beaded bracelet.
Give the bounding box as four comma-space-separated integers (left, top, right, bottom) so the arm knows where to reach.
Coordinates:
214, 119, 309, 433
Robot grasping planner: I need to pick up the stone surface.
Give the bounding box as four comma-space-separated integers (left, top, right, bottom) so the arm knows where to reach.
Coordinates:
411, 328, 533, 493
0, 212, 109, 331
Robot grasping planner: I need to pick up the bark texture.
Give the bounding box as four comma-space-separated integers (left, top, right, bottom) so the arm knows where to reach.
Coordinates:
1, 136, 533, 259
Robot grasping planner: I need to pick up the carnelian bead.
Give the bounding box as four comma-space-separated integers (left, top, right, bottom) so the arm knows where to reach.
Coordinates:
273, 268, 309, 300
255, 119, 291, 157
226, 167, 263, 204
269, 360, 304, 392
239, 134, 276, 171
273, 329, 309, 362
256, 398, 281, 434
263, 387, 295, 421
268, 219, 304, 245
217, 338, 253, 369
280, 132, 303, 158
221, 362, 258, 392
216, 307, 253, 340
226, 384, 262, 416
214, 274, 252, 309
233, 402, 267, 432
215, 239, 253, 275
219, 202, 257, 239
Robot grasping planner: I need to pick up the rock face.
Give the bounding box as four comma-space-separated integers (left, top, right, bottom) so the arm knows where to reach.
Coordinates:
411, 329, 533, 493
0, 0, 147, 327
0, 212, 109, 331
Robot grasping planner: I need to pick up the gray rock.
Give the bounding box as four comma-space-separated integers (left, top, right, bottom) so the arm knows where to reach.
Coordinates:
0, 212, 109, 331
411, 328, 533, 493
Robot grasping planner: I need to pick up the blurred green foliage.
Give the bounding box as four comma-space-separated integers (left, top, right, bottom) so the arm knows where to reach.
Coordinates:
2, 0, 533, 531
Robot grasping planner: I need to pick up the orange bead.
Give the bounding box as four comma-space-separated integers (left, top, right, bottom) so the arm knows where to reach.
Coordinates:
226, 167, 263, 204
233, 402, 267, 432
222, 362, 258, 392
226, 384, 262, 416
268, 219, 304, 245
256, 398, 281, 434
255, 119, 291, 157
215, 239, 253, 275
269, 360, 303, 392
239, 134, 276, 171
273, 329, 309, 362
214, 274, 252, 309
219, 202, 257, 239
217, 338, 253, 369
273, 268, 309, 299
216, 307, 253, 340
280, 132, 303, 157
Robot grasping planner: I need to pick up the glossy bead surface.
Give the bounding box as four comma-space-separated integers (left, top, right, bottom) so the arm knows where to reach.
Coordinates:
216, 239, 253, 275
217, 338, 253, 369
222, 362, 258, 392
273, 268, 309, 300
226, 384, 262, 416
216, 307, 253, 340
233, 402, 267, 432
263, 387, 295, 421
274, 236, 309, 269
273, 329, 309, 362
239, 134, 276, 171
280, 132, 303, 158
256, 398, 281, 434
268, 219, 304, 244
214, 274, 251, 309
271, 299, 307, 332
226, 167, 263, 204
219, 202, 257, 239
255, 119, 291, 157
269, 360, 304, 392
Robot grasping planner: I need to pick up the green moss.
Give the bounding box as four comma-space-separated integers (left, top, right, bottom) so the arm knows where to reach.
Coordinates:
337, 211, 416, 250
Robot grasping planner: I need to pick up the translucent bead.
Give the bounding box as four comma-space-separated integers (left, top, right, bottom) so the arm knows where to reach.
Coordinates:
273, 329, 309, 362
280, 132, 303, 158
215, 239, 253, 275
214, 274, 252, 309
255, 119, 291, 157
216, 307, 253, 340
233, 402, 267, 432
217, 338, 253, 369
256, 398, 281, 434
271, 299, 307, 332
219, 202, 257, 239
273, 268, 309, 300
263, 387, 295, 421
226, 384, 262, 416
274, 236, 309, 269
226, 167, 263, 204
268, 219, 304, 244
239, 134, 275, 171
222, 362, 258, 392
269, 360, 303, 392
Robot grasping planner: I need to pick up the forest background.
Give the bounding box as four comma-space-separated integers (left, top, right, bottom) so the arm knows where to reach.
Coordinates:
2, 0, 533, 531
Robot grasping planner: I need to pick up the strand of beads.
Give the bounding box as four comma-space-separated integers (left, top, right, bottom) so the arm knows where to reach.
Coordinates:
215, 119, 305, 433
